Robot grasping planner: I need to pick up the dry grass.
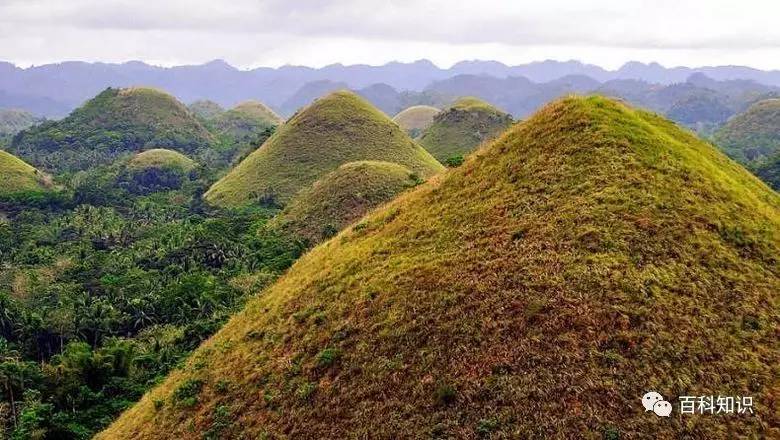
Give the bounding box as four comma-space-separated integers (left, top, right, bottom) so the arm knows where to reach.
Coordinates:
100, 96, 779, 439
0, 150, 52, 194
271, 160, 420, 245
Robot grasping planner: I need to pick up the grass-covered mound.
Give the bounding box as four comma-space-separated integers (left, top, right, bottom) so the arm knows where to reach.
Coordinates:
271, 160, 419, 245
0, 150, 52, 196
210, 101, 282, 144
188, 100, 225, 120
123, 149, 198, 194
419, 96, 512, 164
392, 105, 440, 138
714, 98, 780, 164
99, 96, 779, 439
204, 90, 443, 207
10, 87, 214, 173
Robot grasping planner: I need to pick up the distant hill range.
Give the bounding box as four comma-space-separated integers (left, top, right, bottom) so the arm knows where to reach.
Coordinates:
3, 59, 780, 119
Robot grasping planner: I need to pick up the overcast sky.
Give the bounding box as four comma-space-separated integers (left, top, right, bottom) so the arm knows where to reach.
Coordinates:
1, 0, 779, 70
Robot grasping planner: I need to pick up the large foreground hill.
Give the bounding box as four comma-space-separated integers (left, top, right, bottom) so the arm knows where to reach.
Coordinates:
100, 96, 779, 439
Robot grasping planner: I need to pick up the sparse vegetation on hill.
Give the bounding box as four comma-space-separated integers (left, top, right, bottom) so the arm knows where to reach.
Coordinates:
100, 96, 780, 439
204, 90, 443, 207
10, 87, 214, 173
419, 96, 512, 163
392, 105, 440, 138
271, 160, 420, 245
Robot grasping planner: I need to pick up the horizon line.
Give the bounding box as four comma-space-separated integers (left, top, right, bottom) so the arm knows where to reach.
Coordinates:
2, 58, 778, 73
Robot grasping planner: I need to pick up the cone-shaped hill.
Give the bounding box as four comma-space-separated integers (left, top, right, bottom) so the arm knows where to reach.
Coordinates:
99, 97, 780, 439
204, 90, 443, 207
392, 105, 440, 138
188, 100, 225, 120
123, 149, 197, 194
0, 150, 52, 196
271, 160, 420, 245
714, 99, 780, 189
211, 100, 283, 143
10, 87, 214, 173
127, 148, 197, 172
419, 96, 513, 164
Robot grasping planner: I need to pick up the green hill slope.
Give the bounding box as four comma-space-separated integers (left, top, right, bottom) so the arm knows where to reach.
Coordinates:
188, 100, 225, 120
714, 98, 780, 164
419, 96, 512, 163
100, 96, 780, 439
211, 101, 282, 143
713, 98, 780, 189
10, 87, 214, 173
392, 105, 440, 138
123, 149, 197, 194
271, 160, 419, 245
127, 148, 197, 172
0, 150, 52, 195
204, 90, 443, 207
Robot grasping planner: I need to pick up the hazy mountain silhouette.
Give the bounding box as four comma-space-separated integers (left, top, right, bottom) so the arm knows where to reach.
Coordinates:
3, 59, 780, 118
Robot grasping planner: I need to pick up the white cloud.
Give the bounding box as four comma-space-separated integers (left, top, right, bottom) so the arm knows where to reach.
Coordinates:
1, 0, 779, 69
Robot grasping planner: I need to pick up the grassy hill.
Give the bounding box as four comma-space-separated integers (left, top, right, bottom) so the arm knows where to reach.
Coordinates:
100, 96, 779, 439
392, 105, 440, 138
419, 96, 512, 164
188, 100, 225, 120
10, 87, 214, 173
714, 98, 780, 164
204, 90, 443, 207
0, 149, 52, 195
210, 101, 282, 143
713, 98, 780, 189
127, 148, 197, 172
271, 160, 419, 245
123, 149, 197, 194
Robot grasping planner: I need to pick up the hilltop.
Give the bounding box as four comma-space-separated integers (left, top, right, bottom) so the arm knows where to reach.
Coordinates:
271, 160, 419, 245
9, 87, 214, 173
100, 96, 779, 439
123, 148, 197, 194
0, 150, 52, 196
211, 101, 282, 143
392, 105, 440, 138
204, 90, 443, 207
419, 96, 512, 163
188, 100, 225, 120
127, 148, 197, 172
714, 98, 780, 164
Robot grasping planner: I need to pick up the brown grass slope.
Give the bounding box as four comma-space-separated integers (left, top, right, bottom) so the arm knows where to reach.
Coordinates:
204, 90, 443, 207
100, 96, 780, 439
271, 160, 419, 245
